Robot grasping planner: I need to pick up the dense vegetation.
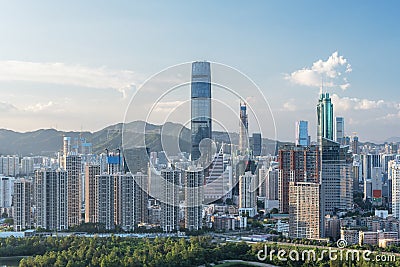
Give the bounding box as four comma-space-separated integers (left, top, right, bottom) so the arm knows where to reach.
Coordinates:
0, 236, 400, 266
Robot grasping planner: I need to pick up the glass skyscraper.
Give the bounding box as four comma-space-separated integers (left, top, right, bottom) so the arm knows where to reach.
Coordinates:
191, 61, 212, 162
317, 93, 334, 142
295, 120, 309, 146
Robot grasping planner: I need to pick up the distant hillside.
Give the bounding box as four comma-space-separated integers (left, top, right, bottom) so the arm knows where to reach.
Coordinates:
0, 121, 279, 156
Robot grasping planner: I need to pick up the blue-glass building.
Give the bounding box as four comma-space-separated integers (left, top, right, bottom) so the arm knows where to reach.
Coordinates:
295, 120, 309, 146
317, 93, 334, 142
191, 61, 212, 161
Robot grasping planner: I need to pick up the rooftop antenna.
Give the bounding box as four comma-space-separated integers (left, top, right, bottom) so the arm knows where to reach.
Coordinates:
320, 77, 323, 95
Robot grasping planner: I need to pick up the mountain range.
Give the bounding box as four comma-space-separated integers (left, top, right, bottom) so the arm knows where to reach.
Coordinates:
0, 121, 280, 156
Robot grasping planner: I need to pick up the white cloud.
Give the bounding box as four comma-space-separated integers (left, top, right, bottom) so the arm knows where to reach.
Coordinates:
282, 99, 297, 111
25, 101, 55, 112
331, 94, 386, 111
0, 60, 140, 97
285, 51, 351, 90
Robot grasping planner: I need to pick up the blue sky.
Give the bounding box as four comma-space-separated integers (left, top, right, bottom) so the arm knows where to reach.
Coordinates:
0, 1, 399, 142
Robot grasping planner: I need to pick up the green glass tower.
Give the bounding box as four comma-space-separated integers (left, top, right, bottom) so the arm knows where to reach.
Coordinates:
317, 93, 333, 142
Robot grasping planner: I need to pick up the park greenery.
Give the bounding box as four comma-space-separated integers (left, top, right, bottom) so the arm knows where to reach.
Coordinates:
0, 235, 399, 266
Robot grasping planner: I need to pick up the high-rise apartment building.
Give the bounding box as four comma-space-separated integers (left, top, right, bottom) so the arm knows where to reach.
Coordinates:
0, 155, 19, 177
191, 61, 212, 162
160, 168, 180, 232
13, 178, 32, 231
239, 171, 257, 217
289, 182, 320, 239
96, 174, 115, 230
390, 157, 400, 219
66, 154, 82, 227
85, 164, 100, 223
34, 168, 68, 230
185, 167, 204, 231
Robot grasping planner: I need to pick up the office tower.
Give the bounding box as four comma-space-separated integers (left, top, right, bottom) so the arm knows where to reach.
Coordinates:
34, 169, 67, 230
239, 171, 257, 217
252, 133, 262, 156
96, 174, 115, 230
335, 117, 344, 145
391, 157, 400, 219
0, 155, 19, 177
204, 147, 225, 202
351, 135, 360, 154
278, 146, 320, 213
185, 167, 204, 231
289, 181, 320, 239
160, 168, 180, 232
320, 138, 353, 237
0, 176, 14, 213
21, 157, 34, 175
191, 61, 212, 162
239, 103, 249, 155
13, 178, 32, 231
66, 154, 82, 227
85, 164, 100, 223
295, 121, 309, 146
123, 147, 150, 174
133, 172, 149, 224
317, 93, 334, 142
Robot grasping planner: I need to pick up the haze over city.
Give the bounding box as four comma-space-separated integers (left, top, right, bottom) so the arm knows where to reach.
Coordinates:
0, 1, 399, 143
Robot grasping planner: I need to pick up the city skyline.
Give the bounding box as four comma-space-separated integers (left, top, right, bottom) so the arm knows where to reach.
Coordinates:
0, 1, 399, 143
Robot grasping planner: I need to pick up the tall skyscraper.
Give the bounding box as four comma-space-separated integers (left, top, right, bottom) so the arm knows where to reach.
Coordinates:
295, 120, 309, 146
335, 117, 344, 145
160, 168, 180, 232
13, 178, 32, 231
252, 133, 262, 156
34, 168, 68, 230
278, 146, 320, 213
191, 61, 212, 162
66, 154, 82, 227
85, 164, 101, 223
239, 103, 249, 155
320, 138, 353, 237
391, 157, 400, 219
317, 93, 334, 142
